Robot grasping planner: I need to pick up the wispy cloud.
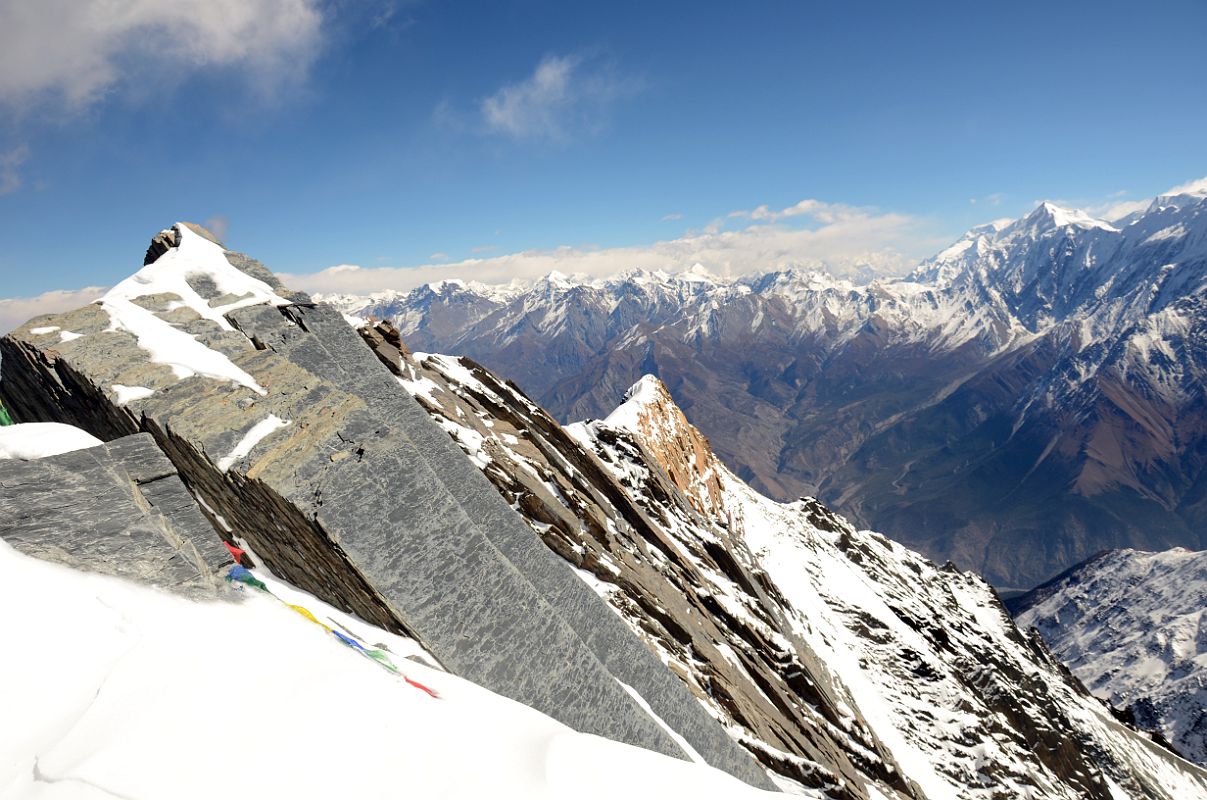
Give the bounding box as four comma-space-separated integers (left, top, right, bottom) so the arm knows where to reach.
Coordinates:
280, 199, 946, 294
0, 144, 29, 195
660, 212, 683, 221
203, 215, 230, 243
0, 286, 107, 334
1083, 175, 1207, 221
1166, 176, 1207, 195
726, 198, 901, 228
481, 53, 637, 141
0, 0, 324, 110
968, 192, 1005, 207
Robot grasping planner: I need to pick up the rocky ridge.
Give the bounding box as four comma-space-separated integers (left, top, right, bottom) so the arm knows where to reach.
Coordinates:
0, 432, 230, 596
0, 223, 769, 789
366, 317, 1207, 798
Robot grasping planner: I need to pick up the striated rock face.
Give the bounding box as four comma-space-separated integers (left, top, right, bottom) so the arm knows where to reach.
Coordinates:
377, 334, 1207, 799
0, 432, 231, 597
0, 223, 771, 790
1010, 547, 1207, 767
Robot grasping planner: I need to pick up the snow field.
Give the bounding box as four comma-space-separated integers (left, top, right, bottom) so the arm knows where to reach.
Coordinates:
0, 541, 781, 800
0, 423, 104, 460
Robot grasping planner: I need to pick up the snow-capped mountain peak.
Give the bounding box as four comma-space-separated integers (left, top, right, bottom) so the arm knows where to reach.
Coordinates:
680, 262, 722, 283
603, 375, 728, 520
1022, 201, 1119, 234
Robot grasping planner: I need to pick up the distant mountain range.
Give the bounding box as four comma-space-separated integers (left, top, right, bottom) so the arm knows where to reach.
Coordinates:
322, 188, 1207, 589
1010, 547, 1207, 766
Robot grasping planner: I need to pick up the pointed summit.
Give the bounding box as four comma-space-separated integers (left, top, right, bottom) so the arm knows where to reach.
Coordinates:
679, 262, 720, 283
1021, 201, 1117, 234
603, 375, 727, 519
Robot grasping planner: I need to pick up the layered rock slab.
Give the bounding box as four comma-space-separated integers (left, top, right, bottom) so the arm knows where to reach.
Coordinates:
0, 225, 770, 789
0, 432, 230, 596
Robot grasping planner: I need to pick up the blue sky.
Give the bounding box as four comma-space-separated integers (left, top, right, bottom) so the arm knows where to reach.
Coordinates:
1, 0, 1205, 305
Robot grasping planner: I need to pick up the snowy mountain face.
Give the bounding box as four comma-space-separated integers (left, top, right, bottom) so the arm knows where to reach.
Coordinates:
357, 320, 1207, 798
326, 190, 1207, 589
1010, 547, 1207, 768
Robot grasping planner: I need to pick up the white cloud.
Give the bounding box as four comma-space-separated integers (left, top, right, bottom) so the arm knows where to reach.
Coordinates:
1084, 176, 1207, 221
0, 0, 323, 109
481, 53, 634, 141
0, 144, 28, 195
1092, 198, 1150, 221
1166, 176, 1207, 196
968, 193, 1004, 207
660, 213, 683, 222
0, 286, 107, 334
279, 200, 947, 295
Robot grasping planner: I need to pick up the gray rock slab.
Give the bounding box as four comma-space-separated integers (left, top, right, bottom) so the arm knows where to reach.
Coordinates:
232, 302, 774, 788
0, 433, 230, 596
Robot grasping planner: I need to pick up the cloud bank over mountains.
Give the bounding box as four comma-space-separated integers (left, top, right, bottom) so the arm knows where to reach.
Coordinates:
0, 287, 107, 336
281, 198, 946, 295
0, 196, 942, 331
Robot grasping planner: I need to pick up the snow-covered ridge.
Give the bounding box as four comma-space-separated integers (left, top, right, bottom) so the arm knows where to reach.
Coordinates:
331, 190, 1207, 372
99, 223, 293, 395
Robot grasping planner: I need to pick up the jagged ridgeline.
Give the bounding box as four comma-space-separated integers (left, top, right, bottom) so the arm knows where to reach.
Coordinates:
2, 223, 1206, 799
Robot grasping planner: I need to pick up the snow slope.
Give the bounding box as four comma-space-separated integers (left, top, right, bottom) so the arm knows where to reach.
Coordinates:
582, 379, 1207, 800
0, 539, 780, 800
1012, 547, 1207, 766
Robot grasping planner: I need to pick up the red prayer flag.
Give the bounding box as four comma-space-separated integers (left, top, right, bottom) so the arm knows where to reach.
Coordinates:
224, 541, 246, 562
